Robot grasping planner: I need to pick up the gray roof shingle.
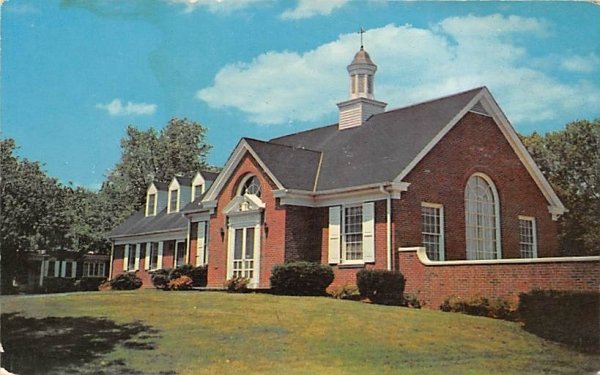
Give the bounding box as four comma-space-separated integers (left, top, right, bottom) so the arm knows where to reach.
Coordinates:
269, 87, 483, 191
109, 208, 188, 239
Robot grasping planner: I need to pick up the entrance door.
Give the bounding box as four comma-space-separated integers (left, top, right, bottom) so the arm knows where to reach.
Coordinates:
232, 227, 255, 280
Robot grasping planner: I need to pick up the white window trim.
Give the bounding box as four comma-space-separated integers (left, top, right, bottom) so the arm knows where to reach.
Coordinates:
174, 240, 187, 268
168, 188, 180, 213
196, 221, 208, 266
518, 215, 538, 258
341, 204, 365, 265
465, 173, 502, 260
237, 174, 261, 197
146, 185, 158, 216
328, 202, 374, 265
421, 202, 445, 261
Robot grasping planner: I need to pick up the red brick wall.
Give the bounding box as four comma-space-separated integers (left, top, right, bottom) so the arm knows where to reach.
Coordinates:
399, 248, 600, 308
396, 112, 560, 259
284, 205, 322, 263
207, 153, 286, 288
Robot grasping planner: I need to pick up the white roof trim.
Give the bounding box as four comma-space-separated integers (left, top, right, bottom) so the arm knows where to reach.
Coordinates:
202, 139, 284, 202
393, 87, 565, 218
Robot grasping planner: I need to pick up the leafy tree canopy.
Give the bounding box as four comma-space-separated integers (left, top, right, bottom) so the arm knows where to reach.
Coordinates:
521, 119, 599, 255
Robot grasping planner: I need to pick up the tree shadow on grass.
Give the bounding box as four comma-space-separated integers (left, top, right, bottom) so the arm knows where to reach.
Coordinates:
1, 313, 167, 375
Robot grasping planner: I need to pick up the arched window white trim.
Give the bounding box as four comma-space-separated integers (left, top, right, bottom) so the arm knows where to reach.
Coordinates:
237, 174, 261, 198
465, 173, 502, 260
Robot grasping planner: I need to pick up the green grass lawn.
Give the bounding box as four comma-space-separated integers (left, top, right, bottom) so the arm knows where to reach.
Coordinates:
1, 290, 598, 375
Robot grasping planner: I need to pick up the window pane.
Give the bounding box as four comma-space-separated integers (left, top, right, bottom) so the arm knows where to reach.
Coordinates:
422, 205, 442, 261
170, 190, 178, 211
344, 206, 363, 261
234, 229, 243, 260
465, 175, 498, 260
148, 194, 156, 214
245, 228, 255, 259
519, 219, 535, 258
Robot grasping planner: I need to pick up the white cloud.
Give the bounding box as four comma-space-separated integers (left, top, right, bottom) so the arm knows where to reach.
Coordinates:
96, 99, 157, 116
280, 0, 348, 20
197, 14, 600, 127
163, 0, 268, 14
560, 53, 600, 73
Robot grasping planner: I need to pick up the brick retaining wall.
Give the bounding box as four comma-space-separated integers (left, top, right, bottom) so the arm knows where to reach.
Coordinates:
398, 247, 600, 308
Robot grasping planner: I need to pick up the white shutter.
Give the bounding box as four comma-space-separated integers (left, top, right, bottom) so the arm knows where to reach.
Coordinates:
145, 243, 151, 270
157, 242, 164, 269
134, 244, 141, 270
71, 261, 77, 278
196, 222, 206, 266
328, 206, 341, 264
43, 260, 49, 277
61, 261, 67, 278
362, 202, 375, 263
123, 245, 129, 271
54, 261, 60, 277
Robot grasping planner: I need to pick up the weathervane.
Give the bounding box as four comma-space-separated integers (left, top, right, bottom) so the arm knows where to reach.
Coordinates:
359, 27, 366, 49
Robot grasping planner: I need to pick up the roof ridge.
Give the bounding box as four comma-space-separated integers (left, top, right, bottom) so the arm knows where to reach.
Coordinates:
269, 123, 338, 142
370, 86, 486, 119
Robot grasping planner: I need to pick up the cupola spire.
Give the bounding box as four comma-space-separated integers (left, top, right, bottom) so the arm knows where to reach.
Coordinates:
337, 28, 387, 130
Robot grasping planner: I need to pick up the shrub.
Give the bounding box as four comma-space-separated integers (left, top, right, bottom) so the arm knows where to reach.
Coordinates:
151, 265, 207, 290
403, 293, 422, 309
328, 284, 360, 300
356, 269, 405, 305
270, 262, 334, 296
187, 265, 208, 287
150, 269, 172, 290
518, 289, 599, 352
98, 280, 112, 291
42, 278, 78, 294
168, 275, 193, 291
110, 272, 142, 290
225, 276, 250, 293
440, 295, 515, 320
77, 277, 106, 291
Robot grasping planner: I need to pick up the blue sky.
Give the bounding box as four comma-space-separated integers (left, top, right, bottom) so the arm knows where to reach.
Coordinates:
2, 0, 599, 190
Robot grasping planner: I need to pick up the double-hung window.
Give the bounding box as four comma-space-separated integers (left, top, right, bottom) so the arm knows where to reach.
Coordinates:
328, 202, 374, 265
169, 189, 179, 213
519, 216, 537, 258
146, 193, 156, 216
146, 242, 162, 270
421, 203, 444, 261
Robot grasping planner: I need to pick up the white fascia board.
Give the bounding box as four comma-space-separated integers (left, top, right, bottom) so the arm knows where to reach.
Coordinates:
276, 182, 408, 207
168, 178, 181, 191
391, 87, 566, 219
188, 211, 211, 223
478, 89, 566, 217
202, 139, 284, 202
192, 172, 205, 187
393, 90, 484, 183
112, 229, 188, 245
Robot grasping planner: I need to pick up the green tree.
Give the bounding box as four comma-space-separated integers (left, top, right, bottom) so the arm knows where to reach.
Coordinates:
521, 119, 599, 256
0, 139, 71, 291
101, 117, 212, 224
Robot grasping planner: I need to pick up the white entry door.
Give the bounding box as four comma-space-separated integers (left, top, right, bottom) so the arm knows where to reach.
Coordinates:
228, 225, 260, 287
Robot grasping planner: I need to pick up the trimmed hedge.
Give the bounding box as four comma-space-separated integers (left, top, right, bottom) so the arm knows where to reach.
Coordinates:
440, 296, 516, 320
151, 265, 207, 290
225, 276, 250, 293
518, 290, 599, 352
110, 272, 142, 290
270, 262, 334, 296
77, 277, 106, 292
356, 269, 405, 305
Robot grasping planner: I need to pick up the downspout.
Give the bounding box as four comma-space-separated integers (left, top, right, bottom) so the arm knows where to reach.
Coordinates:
109, 242, 115, 280
379, 185, 392, 271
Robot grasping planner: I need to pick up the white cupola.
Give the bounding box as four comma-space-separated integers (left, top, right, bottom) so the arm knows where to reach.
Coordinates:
337, 40, 387, 130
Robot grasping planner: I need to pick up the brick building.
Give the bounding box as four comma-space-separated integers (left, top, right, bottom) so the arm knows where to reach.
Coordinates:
108, 47, 596, 298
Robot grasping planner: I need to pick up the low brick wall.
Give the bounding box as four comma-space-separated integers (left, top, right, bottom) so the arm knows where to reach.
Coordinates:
398, 247, 600, 309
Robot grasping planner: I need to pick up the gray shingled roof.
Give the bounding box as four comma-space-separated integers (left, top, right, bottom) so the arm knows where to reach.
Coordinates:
108, 207, 188, 238
244, 138, 322, 191
269, 87, 483, 191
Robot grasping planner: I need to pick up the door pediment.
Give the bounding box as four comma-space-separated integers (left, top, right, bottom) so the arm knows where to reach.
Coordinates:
222, 194, 265, 216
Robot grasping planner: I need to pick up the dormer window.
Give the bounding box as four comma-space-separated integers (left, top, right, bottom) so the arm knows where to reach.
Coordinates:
192, 184, 203, 201
168, 189, 179, 213
239, 175, 261, 197
146, 193, 157, 216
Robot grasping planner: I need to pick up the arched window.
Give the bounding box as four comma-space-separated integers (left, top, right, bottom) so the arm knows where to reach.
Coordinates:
238, 175, 261, 197
465, 173, 501, 259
